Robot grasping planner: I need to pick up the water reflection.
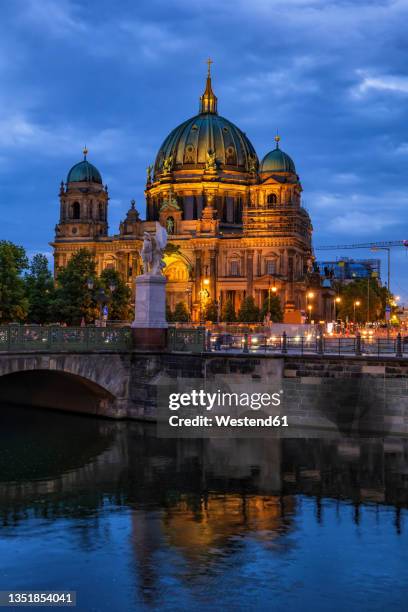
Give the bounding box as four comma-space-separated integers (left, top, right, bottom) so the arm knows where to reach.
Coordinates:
0, 404, 407, 611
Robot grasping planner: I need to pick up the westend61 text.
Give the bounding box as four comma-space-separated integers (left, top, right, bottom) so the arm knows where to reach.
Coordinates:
168, 415, 288, 427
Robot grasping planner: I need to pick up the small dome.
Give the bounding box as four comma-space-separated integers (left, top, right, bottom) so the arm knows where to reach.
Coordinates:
260, 137, 296, 174
67, 148, 102, 184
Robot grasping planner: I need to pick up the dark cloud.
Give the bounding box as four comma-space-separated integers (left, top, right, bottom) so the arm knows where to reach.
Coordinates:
0, 0, 407, 297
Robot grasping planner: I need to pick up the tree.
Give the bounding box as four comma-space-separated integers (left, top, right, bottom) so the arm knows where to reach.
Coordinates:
238, 296, 260, 323
0, 241, 29, 323
53, 249, 98, 325
221, 299, 236, 322
260, 294, 283, 322
173, 301, 189, 322
99, 268, 132, 321
25, 254, 55, 324
204, 299, 218, 322
335, 278, 388, 323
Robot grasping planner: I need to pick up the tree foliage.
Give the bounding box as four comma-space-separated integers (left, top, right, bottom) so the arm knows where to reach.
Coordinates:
238, 296, 260, 323
99, 268, 132, 321
221, 299, 236, 322
173, 301, 190, 322
204, 299, 218, 322
53, 249, 98, 325
260, 294, 283, 322
0, 241, 29, 323
335, 279, 388, 322
25, 254, 55, 324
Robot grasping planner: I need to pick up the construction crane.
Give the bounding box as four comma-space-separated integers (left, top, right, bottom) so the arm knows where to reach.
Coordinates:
315, 240, 408, 296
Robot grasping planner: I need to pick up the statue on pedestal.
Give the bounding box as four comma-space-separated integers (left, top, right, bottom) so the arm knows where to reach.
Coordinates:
140, 222, 168, 275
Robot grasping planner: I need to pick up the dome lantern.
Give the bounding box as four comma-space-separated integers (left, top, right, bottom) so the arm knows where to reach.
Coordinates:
199, 58, 218, 114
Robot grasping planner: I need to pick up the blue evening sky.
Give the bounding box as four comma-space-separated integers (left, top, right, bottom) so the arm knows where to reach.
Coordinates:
0, 0, 407, 299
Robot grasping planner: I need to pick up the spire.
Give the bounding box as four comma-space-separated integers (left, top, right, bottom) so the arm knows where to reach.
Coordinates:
274, 134, 281, 149
199, 57, 218, 114
83, 146, 88, 160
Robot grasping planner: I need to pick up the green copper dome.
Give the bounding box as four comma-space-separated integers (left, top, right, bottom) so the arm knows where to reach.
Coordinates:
67, 148, 102, 184
260, 137, 296, 174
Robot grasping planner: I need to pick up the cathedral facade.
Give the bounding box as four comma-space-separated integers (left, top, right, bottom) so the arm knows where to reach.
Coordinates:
52, 65, 331, 322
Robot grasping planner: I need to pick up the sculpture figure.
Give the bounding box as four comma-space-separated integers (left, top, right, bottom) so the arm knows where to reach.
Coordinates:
205, 149, 217, 171
162, 155, 173, 174
140, 222, 168, 275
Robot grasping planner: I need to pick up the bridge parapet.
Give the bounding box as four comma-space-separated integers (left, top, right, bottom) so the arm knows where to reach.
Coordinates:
0, 324, 132, 353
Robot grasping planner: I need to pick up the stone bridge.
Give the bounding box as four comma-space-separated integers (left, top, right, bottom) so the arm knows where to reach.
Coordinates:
0, 350, 407, 435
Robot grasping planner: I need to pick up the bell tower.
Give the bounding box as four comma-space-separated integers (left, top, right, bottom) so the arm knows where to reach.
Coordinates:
55, 148, 109, 241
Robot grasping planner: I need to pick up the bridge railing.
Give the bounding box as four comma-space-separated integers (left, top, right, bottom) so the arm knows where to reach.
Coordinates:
205, 331, 407, 357
167, 326, 206, 353
0, 325, 132, 352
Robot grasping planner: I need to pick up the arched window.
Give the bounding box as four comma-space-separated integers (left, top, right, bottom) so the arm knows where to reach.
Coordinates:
99, 202, 104, 220
267, 193, 277, 206
72, 202, 80, 219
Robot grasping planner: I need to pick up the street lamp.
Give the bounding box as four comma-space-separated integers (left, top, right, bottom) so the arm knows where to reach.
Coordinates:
87, 277, 116, 326
353, 300, 361, 325
306, 291, 314, 322
333, 296, 341, 321
268, 282, 278, 312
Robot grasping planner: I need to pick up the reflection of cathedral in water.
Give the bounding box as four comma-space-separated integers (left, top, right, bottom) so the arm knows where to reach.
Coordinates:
2, 409, 408, 604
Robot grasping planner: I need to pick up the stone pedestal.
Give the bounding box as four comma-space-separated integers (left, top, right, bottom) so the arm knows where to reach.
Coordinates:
132, 274, 168, 350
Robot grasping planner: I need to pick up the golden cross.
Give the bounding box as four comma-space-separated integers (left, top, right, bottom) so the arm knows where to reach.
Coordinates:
206, 57, 213, 76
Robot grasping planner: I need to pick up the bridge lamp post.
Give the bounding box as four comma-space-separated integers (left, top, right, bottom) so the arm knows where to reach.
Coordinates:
86, 278, 116, 326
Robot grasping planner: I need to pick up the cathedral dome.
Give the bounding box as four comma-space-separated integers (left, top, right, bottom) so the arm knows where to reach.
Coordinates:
67, 148, 102, 184
260, 137, 296, 175
153, 66, 258, 177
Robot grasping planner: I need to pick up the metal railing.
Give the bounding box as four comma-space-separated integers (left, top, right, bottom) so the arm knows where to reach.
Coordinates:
167, 326, 206, 353
205, 331, 407, 357
0, 325, 132, 352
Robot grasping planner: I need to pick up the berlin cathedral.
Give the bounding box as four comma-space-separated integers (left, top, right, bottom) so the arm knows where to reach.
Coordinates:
51, 63, 332, 322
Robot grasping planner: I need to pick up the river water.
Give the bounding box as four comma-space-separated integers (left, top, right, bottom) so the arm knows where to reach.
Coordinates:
0, 404, 407, 611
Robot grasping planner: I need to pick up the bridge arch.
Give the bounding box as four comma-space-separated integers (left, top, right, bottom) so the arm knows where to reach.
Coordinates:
0, 354, 131, 418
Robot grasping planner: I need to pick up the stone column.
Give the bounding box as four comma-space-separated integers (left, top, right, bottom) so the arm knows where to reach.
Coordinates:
194, 249, 202, 304
210, 250, 216, 300
246, 250, 254, 297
